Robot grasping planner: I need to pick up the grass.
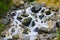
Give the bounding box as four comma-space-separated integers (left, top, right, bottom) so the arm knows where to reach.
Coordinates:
36, 0, 60, 8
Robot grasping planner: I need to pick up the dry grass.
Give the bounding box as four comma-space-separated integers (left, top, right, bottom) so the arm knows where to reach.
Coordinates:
36, 0, 60, 8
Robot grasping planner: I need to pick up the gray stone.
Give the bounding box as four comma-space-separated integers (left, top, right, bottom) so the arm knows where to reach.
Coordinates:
1, 18, 10, 25
10, 6, 16, 10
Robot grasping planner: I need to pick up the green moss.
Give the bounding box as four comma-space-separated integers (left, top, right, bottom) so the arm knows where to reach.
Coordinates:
0, 23, 5, 33
0, 2, 9, 18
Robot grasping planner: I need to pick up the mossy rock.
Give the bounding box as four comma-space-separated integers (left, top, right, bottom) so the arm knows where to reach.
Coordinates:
17, 16, 22, 21
21, 13, 29, 17
45, 11, 51, 15
23, 28, 30, 34
22, 17, 32, 26
12, 34, 19, 39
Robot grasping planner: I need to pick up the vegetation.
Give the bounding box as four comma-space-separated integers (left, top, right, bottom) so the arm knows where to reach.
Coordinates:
0, 2, 9, 18
0, 23, 5, 34
0, 0, 12, 6
55, 29, 60, 40
30, 0, 35, 2
0, 0, 12, 18
36, 0, 60, 7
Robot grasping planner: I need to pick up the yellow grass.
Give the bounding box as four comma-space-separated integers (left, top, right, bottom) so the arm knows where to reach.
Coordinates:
36, 0, 60, 8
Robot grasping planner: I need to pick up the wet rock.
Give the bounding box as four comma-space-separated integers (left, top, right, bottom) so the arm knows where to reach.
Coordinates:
31, 5, 42, 13
31, 21, 35, 26
11, 28, 15, 33
23, 28, 30, 34
17, 16, 22, 21
21, 13, 29, 17
22, 17, 32, 26
34, 28, 39, 32
7, 38, 12, 40
38, 27, 49, 34
55, 22, 60, 28
45, 11, 51, 15
39, 15, 44, 19
41, 9, 45, 13
11, 13, 16, 16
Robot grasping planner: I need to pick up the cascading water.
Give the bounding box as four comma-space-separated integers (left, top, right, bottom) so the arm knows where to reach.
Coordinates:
2, 3, 57, 40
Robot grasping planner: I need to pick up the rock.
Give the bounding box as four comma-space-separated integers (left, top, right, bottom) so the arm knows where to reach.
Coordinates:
41, 9, 45, 13
12, 34, 19, 39
7, 38, 12, 40
17, 16, 22, 21
23, 28, 30, 34
31, 21, 35, 26
45, 11, 51, 15
34, 27, 39, 32
21, 13, 29, 17
10, 6, 16, 10
11, 13, 16, 16
55, 22, 60, 28
31, 5, 42, 13
11, 28, 15, 33
38, 27, 49, 34
22, 17, 32, 26
39, 15, 44, 19
1, 18, 10, 25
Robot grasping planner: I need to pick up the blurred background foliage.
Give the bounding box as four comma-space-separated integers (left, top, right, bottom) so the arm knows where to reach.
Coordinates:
0, 0, 12, 19
36, 0, 60, 7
